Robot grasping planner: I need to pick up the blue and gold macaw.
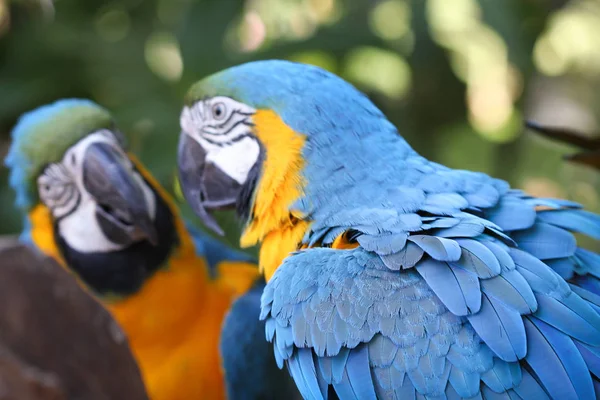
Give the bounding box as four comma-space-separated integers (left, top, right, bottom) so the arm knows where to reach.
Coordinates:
176, 60, 600, 399
5, 99, 298, 400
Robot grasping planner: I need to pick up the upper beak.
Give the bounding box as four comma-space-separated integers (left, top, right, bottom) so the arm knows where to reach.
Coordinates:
83, 142, 158, 246
177, 133, 241, 236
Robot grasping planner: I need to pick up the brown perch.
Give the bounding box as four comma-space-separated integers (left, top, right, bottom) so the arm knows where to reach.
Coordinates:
0, 237, 148, 400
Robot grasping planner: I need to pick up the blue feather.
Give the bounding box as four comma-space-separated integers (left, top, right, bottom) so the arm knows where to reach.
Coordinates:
481, 387, 518, 400
416, 259, 472, 316
345, 345, 377, 400
393, 375, 416, 400
510, 249, 564, 294
452, 266, 482, 314
467, 294, 526, 362
448, 365, 480, 397
298, 348, 326, 399
575, 248, 600, 278
288, 355, 315, 399
421, 216, 460, 229
385, 186, 426, 213
532, 317, 594, 399
574, 341, 600, 378
534, 294, 600, 346
486, 228, 518, 248
445, 384, 462, 400
380, 242, 424, 270
570, 275, 600, 298
266, 318, 277, 341
512, 222, 577, 260
421, 193, 469, 215
512, 369, 550, 400
368, 335, 397, 368
593, 378, 600, 397
357, 233, 408, 256
433, 220, 485, 239
537, 209, 600, 240
486, 197, 536, 231
332, 369, 359, 400
408, 235, 461, 262
463, 182, 500, 208
569, 285, 600, 309
453, 239, 501, 278
484, 242, 515, 272
480, 270, 537, 314
318, 356, 333, 384
481, 358, 519, 393
332, 348, 350, 383
523, 318, 580, 399
544, 258, 575, 280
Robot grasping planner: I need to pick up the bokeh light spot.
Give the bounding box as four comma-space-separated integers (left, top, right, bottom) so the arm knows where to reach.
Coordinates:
343, 47, 411, 100
369, 0, 410, 41
238, 10, 267, 52
144, 32, 183, 82
533, 2, 600, 77
95, 8, 130, 42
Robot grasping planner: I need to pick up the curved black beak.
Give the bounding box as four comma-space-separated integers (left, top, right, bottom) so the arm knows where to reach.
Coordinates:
83, 142, 158, 246
177, 133, 242, 236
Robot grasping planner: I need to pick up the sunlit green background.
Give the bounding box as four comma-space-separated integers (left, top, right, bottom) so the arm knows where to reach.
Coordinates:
1, 0, 599, 254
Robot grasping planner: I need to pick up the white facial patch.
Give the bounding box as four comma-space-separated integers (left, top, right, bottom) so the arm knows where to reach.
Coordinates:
180, 96, 261, 184
203, 136, 260, 184
37, 130, 156, 253
59, 193, 123, 253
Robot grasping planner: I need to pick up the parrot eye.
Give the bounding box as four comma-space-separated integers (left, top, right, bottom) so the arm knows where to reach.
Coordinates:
211, 102, 226, 120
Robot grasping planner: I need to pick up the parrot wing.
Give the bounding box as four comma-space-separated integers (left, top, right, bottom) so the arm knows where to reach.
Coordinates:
261, 244, 600, 399
221, 279, 301, 399
481, 190, 600, 295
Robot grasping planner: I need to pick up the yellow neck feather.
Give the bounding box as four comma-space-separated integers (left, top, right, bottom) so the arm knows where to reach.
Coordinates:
238, 110, 310, 281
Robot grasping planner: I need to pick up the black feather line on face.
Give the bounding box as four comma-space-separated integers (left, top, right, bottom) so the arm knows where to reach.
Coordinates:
202, 114, 254, 141
54, 178, 179, 297
236, 141, 264, 223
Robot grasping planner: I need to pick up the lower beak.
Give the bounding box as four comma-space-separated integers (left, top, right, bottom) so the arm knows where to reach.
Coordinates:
177, 133, 241, 235
83, 142, 158, 246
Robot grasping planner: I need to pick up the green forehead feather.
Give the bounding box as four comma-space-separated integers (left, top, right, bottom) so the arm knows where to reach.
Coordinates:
185, 77, 228, 105
5, 98, 114, 210
184, 66, 253, 106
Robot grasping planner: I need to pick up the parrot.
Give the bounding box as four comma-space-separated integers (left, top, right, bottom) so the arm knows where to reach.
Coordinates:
176, 60, 600, 399
4, 99, 299, 400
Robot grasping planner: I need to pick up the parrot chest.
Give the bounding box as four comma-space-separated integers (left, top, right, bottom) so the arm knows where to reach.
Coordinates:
107, 263, 237, 400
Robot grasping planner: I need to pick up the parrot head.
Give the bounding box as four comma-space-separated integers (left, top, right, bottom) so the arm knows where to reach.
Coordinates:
6, 99, 177, 295
177, 60, 408, 245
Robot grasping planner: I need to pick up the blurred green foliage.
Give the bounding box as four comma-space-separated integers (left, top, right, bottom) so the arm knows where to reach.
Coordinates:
1, 0, 599, 254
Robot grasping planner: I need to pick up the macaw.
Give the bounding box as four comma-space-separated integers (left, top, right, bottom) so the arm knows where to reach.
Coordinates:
176, 60, 600, 399
5, 99, 299, 400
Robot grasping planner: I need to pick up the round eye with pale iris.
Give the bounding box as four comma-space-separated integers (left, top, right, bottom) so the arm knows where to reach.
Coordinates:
211, 102, 226, 120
